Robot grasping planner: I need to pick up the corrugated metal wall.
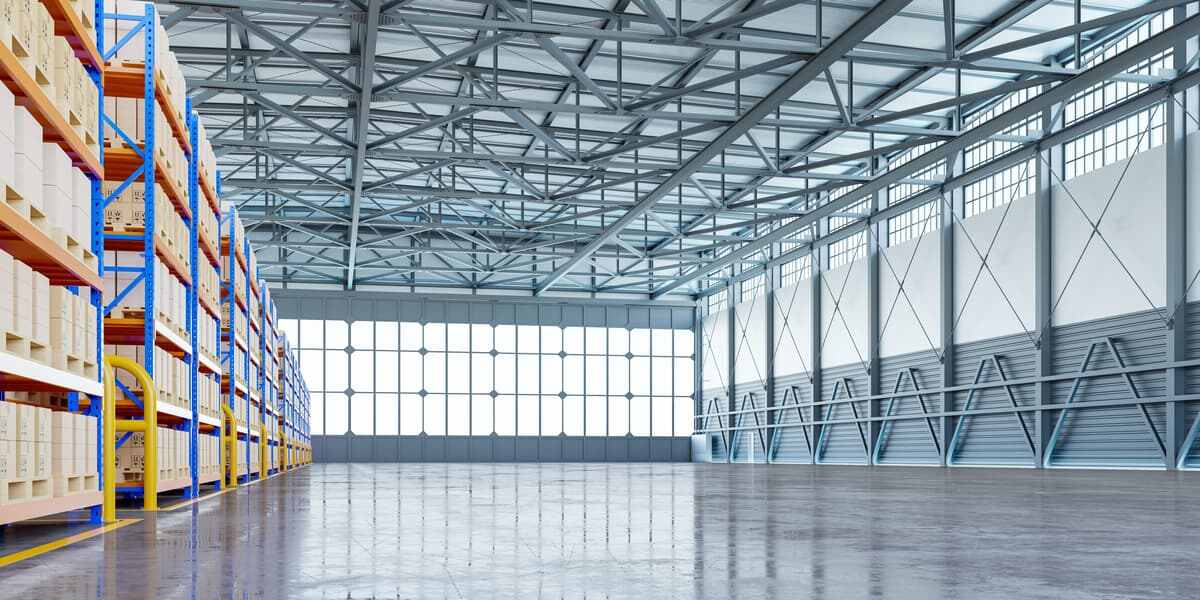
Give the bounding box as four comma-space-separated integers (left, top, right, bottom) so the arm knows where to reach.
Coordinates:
950, 332, 1039, 466
875, 349, 943, 466
1047, 309, 1169, 468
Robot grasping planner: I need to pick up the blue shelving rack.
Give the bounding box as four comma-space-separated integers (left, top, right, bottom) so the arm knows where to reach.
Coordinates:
99, 2, 206, 502
220, 205, 259, 482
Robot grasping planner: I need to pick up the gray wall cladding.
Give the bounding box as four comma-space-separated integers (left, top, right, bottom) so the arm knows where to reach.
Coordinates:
950, 331, 1040, 466
1048, 309, 1169, 468
816, 364, 871, 465
876, 349, 944, 465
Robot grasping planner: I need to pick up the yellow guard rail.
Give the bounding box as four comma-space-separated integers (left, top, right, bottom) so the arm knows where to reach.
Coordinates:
103, 355, 158, 522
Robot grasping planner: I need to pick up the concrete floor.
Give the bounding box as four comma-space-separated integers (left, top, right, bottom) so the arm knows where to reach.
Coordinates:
1, 463, 1197, 599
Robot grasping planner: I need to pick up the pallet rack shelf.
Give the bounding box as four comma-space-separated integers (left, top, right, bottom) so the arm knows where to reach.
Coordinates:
1, 0, 105, 526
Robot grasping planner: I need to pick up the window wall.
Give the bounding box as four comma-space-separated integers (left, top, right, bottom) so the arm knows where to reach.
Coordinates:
279, 307, 695, 440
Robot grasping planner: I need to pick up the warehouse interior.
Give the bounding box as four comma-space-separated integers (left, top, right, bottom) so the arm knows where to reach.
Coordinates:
1, 0, 1199, 597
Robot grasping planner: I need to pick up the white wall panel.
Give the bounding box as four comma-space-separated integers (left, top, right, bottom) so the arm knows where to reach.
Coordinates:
734, 298, 769, 386
701, 311, 729, 392
955, 193, 1036, 344
880, 231, 941, 357
773, 282, 813, 377
1053, 144, 1167, 325
820, 258, 870, 369
1187, 133, 1200, 303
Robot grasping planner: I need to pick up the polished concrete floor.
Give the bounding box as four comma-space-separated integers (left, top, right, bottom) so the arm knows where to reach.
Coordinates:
1, 463, 1197, 599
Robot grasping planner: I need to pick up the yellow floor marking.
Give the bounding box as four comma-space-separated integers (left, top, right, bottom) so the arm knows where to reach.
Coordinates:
0, 519, 141, 568
156, 488, 232, 511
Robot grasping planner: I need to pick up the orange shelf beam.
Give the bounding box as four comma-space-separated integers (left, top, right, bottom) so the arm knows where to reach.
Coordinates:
104, 146, 190, 220
104, 231, 192, 287
0, 200, 100, 288
43, 0, 102, 71
0, 40, 101, 177
199, 169, 220, 215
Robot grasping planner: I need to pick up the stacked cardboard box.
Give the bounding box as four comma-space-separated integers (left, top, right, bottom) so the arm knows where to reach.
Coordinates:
105, 344, 190, 415
114, 427, 187, 484
50, 36, 100, 148
198, 373, 219, 420
197, 310, 218, 361
0, 403, 54, 504
198, 252, 220, 317
102, 251, 190, 341
48, 286, 98, 375
102, 96, 186, 193
102, 180, 190, 272
50, 411, 98, 496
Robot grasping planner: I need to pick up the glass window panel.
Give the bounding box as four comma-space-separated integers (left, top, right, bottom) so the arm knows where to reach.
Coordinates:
446, 353, 470, 393
326, 320, 348, 350
494, 325, 515, 353
563, 356, 584, 395
607, 328, 628, 356
652, 396, 672, 436
424, 395, 445, 435
673, 330, 694, 357
424, 323, 445, 351
517, 395, 539, 435
541, 355, 562, 393
350, 351, 374, 394
471, 324, 492, 352
540, 326, 562, 353
351, 393, 373, 435
562, 327, 584, 355
375, 352, 398, 393
674, 397, 694, 436
674, 358, 694, 398
447, 394, 470, 435
608, 357, 629, 396
350, 321, 373, 350
651, 357, 673, 396
471, 354, 493, 394
585, 327, 606, 355
629, 357, 651, 396
608, 396, 628, 436
563, 396, 583, 436
399, 322, 422, 350
652, 329, 673, 356
629, 396, 650, 436
399, 394, 421, 435
517, 355, 539, 394
541, 395, 562, 435
399, 352, 422, 392
299, 319, 323, 349
517, 325, 540, 353
279, 319, 299, 345
471, 395, 493, 435
326, 393, 349, 435
629, 328, 651, 356
447, 323, 470, 352
311, 393, 325, 435
494, 395, 516, 435
424, 353, 445, 393
585, 356, 606, 395
325, 351, 348, 393
376, 322, 399, 350
494, 354, 516, 393
299, 350, 324, 391
585, 396, 606, 436
377, 394, 399, 435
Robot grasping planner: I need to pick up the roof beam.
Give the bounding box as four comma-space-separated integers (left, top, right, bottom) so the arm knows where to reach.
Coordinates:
652, 10, 1200, 298
531, 0, 917, 295
344, 0, 381, 289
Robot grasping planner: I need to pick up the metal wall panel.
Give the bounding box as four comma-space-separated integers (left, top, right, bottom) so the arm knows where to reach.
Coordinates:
730, 385, 768, 463
769, 372, 814, 463
950, 332, 1040, 466
1048, 309, 1169, 468
875, 350, 943, 465
815, 364, 870, 465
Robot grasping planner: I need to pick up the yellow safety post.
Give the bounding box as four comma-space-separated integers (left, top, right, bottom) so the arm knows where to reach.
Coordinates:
103, 355, 159, 523
259, 423, 267, 478
221, 403, 238, 488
